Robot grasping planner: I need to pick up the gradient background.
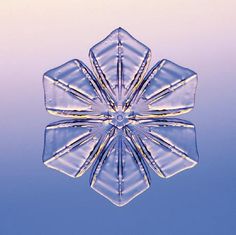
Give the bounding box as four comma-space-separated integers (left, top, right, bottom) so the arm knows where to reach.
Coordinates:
1, 0, 236, 234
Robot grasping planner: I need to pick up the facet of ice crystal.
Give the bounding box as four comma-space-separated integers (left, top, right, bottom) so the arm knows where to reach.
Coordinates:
43, 27, 198, 207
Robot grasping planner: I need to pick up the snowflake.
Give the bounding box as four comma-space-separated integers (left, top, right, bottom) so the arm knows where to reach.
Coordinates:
43, 27, 199, 207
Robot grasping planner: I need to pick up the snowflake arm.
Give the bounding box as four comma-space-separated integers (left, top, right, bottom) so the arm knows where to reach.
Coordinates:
132, 59, 198, 118
89, 27, 151, 110
43, 59, 108, 118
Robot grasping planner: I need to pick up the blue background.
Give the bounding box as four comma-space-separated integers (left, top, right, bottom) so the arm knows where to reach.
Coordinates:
1, 0, 235, 234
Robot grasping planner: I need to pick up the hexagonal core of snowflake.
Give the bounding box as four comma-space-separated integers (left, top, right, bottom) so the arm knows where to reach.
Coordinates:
43, 27, 199, 207
110, 110, 129, 128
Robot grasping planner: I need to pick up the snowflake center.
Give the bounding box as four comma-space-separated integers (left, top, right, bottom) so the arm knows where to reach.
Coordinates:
116, 114, 123, 121
110, 110, 129, 129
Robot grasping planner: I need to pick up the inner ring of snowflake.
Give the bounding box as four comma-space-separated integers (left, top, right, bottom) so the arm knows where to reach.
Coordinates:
43, 27, 199, 207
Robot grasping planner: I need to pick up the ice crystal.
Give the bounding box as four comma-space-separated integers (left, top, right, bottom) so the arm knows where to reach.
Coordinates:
43, 28, 198, 207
